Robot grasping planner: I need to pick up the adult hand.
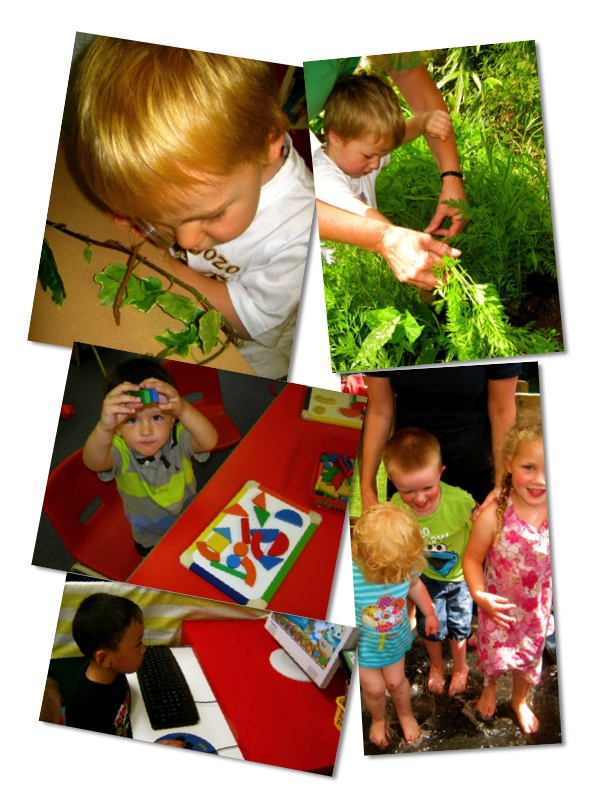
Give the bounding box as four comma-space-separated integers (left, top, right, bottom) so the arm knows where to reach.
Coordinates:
379, 225, 461, 290
425, 175, 468, 237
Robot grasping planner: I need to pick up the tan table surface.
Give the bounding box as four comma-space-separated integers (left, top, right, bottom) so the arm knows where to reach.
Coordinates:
29, 132, 254, 375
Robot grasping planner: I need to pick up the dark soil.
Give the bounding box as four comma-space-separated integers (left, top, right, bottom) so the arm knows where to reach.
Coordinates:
507, 274, 563, 348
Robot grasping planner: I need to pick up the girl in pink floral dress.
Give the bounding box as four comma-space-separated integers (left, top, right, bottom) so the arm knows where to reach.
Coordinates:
463, 415, 551, 733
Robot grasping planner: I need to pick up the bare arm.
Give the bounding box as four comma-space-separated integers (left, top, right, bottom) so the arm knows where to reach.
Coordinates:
141, 378, 218, 453
316, 199, 460, 291
487, 376, 519, 487
166, 255, 251, 339
463, 503, 516, 629
360, 376, 395, 511
389, 64, 467, 236
408, 578, 439, 636
472, 376, 518, 519
83, 382, 143, 472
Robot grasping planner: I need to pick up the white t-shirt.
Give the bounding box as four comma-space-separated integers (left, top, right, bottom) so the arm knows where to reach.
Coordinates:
312, 143, 391, 216
184, 136, 315, 379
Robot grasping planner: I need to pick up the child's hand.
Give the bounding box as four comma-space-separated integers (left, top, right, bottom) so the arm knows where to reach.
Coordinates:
99, 382, 143, 432
422, 110, 453, 141
477, 592, 517, 630
424, 613, 439, 637
139, 378, 185, 417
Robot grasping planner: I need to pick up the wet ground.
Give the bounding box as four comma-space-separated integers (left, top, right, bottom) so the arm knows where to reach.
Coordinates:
361, 635, 561, 755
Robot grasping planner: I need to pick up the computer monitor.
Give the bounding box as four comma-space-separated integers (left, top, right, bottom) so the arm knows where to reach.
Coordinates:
265, 612, 359, 689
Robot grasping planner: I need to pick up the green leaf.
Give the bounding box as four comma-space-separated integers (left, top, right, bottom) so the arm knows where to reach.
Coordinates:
83, 246, 94, 265
154, 323, 199, 356
363, 307, 401, 330
198, 309, 222, 352
39, 238, 66, 307
94, 263, 163, 312
351, 316, 401, 369
156, 292, 198, 324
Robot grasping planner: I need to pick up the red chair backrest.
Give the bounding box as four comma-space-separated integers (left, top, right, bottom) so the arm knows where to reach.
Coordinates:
42, 448, 142, 580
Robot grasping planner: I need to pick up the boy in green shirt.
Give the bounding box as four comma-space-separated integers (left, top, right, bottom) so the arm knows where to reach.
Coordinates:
383, 427, 475, 696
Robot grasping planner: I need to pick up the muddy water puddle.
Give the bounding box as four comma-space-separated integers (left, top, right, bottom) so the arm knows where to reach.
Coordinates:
362, 637, 561, 754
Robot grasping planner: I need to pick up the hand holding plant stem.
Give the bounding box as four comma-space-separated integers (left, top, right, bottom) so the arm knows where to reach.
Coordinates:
379, 224, 461, 290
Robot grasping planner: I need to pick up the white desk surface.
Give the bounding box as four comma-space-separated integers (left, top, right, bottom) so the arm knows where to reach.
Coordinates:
128, 646, 243, 760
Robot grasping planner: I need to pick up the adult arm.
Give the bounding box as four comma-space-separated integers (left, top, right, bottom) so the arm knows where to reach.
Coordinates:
389, 64, 467, 236
316, 200, 460, 290
472, 375, 519, 518
487, 375, 519, 488
360, 376, 396, 511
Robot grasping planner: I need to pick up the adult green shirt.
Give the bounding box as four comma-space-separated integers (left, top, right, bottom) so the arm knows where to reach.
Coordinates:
304, 53, 424, 122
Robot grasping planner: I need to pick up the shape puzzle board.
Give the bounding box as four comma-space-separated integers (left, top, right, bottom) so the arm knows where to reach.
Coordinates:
301, 387, 367, 429
180, 481, 321, 607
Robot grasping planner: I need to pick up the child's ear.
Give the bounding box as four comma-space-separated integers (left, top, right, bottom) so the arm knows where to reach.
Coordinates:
94, 648, 112, 670
265, 132, 286, 165
328, 129, 343, 147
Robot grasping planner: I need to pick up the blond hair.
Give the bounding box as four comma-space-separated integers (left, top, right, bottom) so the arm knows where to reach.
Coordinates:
75, 37, 289, 219
495, 413, 544, 544
323, 72, 405, 148
352, 503, 426, 584
382, 427, 442, 477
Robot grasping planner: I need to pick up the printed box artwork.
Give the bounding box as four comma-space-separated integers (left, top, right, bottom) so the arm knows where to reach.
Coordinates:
301, 387, 367, 429
180, 481, 322, 607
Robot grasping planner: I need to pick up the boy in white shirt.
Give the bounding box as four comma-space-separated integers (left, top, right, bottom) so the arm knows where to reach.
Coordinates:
313, 72, 452, 223
76, 38, 314, 378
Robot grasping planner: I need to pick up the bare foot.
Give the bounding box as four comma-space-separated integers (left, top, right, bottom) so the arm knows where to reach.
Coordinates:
476, 684, 497, 717
398, 713, 421, 743
427, 664, 446, 694
369, 718, 388, 748
448, 665, 469, 696
512, 700, 539, 734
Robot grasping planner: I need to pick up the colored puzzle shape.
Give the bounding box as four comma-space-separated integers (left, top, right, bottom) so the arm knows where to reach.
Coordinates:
180, 481, 321, 607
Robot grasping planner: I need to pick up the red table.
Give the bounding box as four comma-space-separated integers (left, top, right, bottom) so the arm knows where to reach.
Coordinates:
130, 383, 361, 619
181, 618, 348, 774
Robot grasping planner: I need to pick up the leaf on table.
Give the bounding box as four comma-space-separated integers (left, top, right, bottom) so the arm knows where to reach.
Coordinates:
156, 292, 199, 324
39, 238, 67, 307
95, 263, 163, 312
154, 323, 199, 356
198, 309, 222, 353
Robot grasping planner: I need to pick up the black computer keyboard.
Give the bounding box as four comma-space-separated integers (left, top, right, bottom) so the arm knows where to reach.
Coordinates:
136, 645, 200, 730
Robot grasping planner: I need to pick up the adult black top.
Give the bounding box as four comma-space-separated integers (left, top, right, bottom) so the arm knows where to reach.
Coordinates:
375, 363, 522, 501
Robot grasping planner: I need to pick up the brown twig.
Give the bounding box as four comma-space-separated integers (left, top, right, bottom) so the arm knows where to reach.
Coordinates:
46, 220, 239, 344
113, 239, 144, 326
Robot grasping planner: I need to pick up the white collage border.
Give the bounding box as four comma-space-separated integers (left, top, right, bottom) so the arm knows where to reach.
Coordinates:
4, 4, 590, 796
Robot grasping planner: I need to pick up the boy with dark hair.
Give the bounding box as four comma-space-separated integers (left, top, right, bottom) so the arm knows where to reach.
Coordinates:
66, 593, 145, 736
83, 356, 218, 555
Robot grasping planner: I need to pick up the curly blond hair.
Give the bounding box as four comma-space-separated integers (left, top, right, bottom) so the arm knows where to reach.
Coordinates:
352, 503, 426, 584
495, 413, 544, 544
